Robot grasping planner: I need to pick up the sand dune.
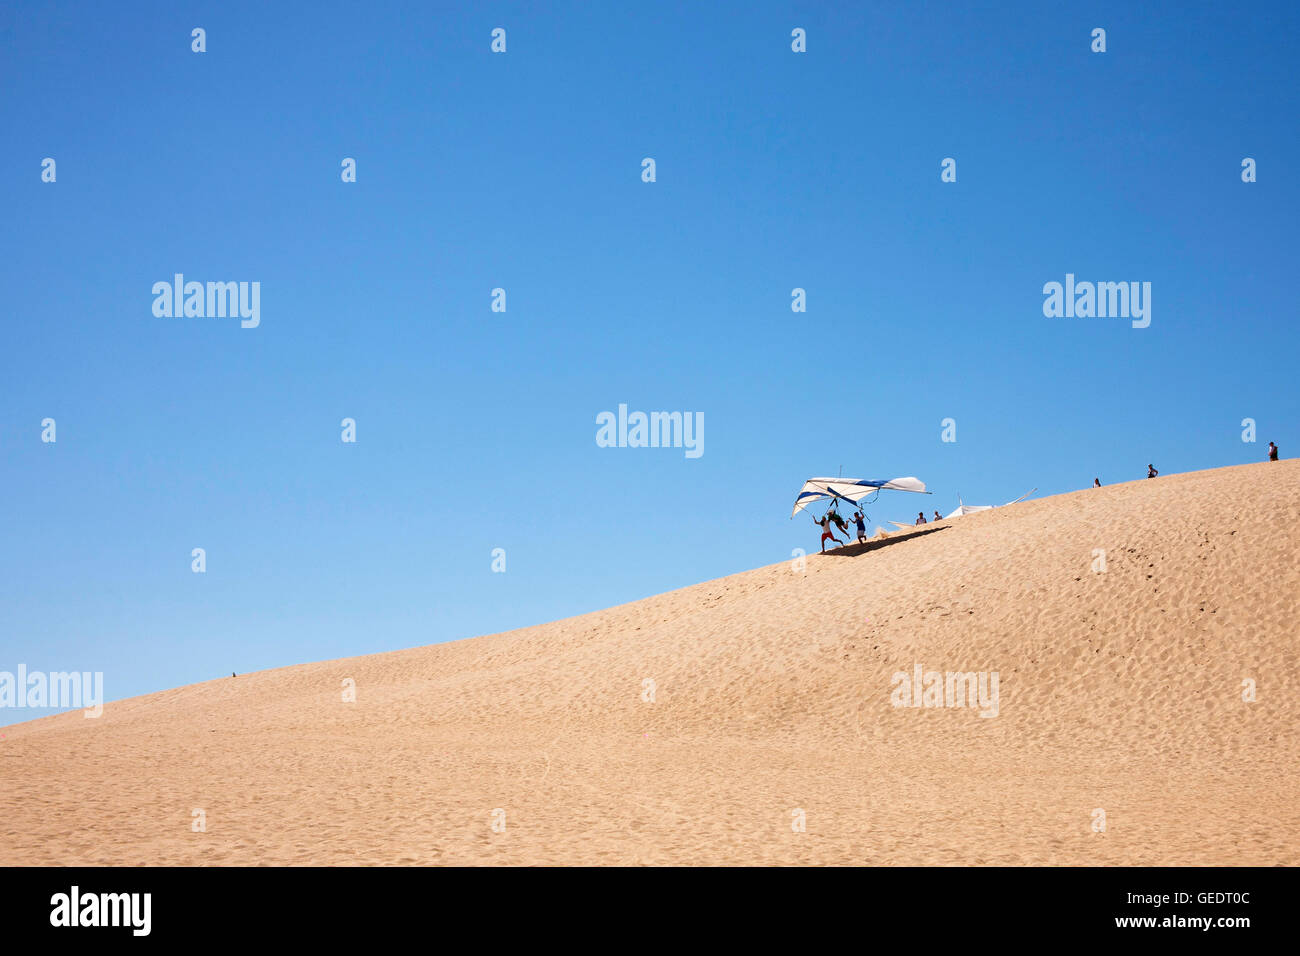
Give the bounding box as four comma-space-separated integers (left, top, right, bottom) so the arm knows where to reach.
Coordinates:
3, 461, 1297, 865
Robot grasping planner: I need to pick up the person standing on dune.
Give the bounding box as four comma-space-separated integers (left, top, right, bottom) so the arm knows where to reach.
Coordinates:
1268, 441, 1279, 461
916, 511, 927, 525
1147, 464, 1159, 478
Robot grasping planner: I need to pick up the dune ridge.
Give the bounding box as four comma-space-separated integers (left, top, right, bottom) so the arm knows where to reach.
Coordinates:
3, 461, 1297, 865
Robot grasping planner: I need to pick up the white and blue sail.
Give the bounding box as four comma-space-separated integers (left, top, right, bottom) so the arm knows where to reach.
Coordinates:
791, 477, 929, 518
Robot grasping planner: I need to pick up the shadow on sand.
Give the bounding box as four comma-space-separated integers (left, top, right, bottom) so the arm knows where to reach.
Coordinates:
819, 524, 950, 557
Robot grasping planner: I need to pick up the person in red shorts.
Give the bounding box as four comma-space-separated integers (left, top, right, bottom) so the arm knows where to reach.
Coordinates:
814, 513, 845, 552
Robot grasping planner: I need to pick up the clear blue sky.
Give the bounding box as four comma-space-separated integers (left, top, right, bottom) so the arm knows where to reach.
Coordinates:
3, 1, 1296, 720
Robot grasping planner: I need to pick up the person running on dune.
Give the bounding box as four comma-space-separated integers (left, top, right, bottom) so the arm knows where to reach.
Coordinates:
815, 514, 845, 552
852, 510, 867, 544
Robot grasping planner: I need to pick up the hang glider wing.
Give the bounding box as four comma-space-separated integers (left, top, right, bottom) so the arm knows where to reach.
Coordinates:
944, 488, 1036, 519
1004, 488, 1037, 506
791, 476, 929, 517
943, 503, 993, 519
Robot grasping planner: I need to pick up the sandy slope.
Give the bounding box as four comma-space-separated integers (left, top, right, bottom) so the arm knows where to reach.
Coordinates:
3, 461, 1297, 865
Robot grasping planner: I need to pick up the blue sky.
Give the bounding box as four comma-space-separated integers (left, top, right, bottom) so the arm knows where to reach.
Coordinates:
2, 1, 1296, 720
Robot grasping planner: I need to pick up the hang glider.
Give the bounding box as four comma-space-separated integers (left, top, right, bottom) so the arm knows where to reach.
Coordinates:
791, 476, 929, 518
943, 488, 1036, 520
944, 501, 993, 519
1005, 488, 1036, 506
